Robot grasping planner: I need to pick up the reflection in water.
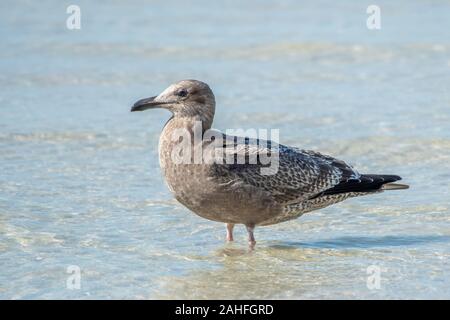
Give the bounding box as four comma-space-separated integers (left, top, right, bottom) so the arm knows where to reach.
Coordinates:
156, 244, 335, 299
155, 234, 450, 299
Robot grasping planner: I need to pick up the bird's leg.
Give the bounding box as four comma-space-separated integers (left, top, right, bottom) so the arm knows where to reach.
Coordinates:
226, 223, 235, 242
246, 224, 256, 249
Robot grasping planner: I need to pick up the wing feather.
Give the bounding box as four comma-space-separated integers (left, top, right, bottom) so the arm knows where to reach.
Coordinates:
209, 133, 359, 205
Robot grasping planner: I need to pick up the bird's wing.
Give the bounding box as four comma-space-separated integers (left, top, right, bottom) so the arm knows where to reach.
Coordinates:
208, 133, 360, 204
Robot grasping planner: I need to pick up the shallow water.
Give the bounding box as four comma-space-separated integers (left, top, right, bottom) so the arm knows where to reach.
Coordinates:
1, 0, 450, 299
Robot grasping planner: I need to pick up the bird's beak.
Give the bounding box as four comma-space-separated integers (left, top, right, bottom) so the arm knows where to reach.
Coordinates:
131, 96, 163, 112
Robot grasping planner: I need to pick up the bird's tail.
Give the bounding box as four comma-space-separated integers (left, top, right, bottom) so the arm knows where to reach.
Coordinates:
381, 182, 409, 190
319, 174, 409, 196
360, 174, 409, 192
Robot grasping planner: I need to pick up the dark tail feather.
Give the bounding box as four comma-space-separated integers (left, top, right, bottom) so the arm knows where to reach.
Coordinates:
320, 174, 408, 196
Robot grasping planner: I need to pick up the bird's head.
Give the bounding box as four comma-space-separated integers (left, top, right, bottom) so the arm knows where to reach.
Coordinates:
131, 80, 215, 125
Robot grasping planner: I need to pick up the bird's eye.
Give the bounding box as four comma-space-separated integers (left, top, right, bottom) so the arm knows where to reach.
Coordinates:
177, 89, 188, 97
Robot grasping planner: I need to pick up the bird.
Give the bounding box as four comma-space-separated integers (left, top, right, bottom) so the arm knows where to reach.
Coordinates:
131, 79, 408, 248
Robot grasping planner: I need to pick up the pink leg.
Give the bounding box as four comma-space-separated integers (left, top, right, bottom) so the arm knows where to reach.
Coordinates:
226, 223, 235, 242
246, 224, 256, 249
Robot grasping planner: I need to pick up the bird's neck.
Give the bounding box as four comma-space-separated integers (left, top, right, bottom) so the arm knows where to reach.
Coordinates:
171, 103, 215, 132
160, 116, 211, 153
165, 115, 213, 134
159, 116, 213, 171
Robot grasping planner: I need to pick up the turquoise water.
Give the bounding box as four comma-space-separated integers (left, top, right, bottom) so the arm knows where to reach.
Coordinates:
0, 0, 449, 299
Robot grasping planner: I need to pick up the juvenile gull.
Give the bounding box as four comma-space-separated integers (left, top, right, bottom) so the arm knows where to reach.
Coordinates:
131, 80, 408, 248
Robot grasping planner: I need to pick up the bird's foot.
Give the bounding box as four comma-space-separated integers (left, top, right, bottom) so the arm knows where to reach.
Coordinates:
226, 223, 235, 242
246, 224, 256, 250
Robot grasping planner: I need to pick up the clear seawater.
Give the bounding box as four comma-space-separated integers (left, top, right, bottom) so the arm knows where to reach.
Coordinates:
0, 0, 449, 299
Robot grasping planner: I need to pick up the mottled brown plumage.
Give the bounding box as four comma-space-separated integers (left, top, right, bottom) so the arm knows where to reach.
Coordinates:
131, 80, 408, 247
